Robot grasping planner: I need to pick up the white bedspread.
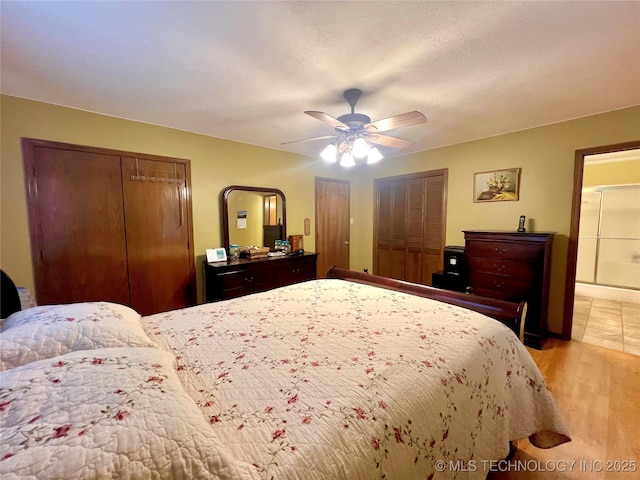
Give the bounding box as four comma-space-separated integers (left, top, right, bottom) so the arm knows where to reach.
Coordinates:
144, 279, 570, 480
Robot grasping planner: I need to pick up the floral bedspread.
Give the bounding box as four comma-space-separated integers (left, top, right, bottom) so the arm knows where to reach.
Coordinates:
144, 279, 570, 480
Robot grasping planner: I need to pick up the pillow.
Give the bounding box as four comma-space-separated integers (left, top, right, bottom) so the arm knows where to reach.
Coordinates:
0, 302, 158, 370
0, 347, 259, 480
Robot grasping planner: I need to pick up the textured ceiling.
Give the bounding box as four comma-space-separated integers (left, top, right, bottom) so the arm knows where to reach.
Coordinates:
2, 1, 639, 161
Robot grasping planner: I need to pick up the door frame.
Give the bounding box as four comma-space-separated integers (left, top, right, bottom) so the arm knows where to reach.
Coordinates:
562, 140, 640, 340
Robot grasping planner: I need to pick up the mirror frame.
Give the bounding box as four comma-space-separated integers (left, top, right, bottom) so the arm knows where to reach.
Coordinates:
221, 185, 286, 250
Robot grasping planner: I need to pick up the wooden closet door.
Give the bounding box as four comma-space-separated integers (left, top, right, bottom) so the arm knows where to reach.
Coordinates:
121, 157, 193, 315
375, 179, 407, 280
406, 178, 425, 283
25, 146, 130, 305
374, 169, 446, 285
422, 174, 446, 283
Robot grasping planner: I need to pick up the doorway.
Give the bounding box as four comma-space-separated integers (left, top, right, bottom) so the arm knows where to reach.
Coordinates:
315, 177, 350, 278
564, 141, 640, 355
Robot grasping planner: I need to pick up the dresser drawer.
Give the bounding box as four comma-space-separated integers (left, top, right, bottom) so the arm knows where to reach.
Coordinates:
274, 258, 317, 286
466, 241, 540, 262
219, 268, 273, 291
467, 271, 534, 301
204, 253, 318, 302
466, 256, 537, 280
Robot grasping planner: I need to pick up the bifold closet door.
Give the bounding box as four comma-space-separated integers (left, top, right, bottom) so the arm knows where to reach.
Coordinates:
374, 169, 446, 285
26, 146, 130, 305
121, 157, 193, 315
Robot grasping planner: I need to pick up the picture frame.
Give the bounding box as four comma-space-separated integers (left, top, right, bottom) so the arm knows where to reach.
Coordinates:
206, 247, 228, 263
473, 168, 521, 202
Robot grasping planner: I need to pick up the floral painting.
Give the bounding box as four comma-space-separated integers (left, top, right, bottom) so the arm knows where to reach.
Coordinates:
473, 168, 521, 202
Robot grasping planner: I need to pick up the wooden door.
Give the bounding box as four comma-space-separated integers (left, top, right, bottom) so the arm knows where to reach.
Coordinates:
315, 178, 350, 277
422, 174, 446, 283
375, 179, 408, 280
374, 169, 447, 285
122, 157, 194, 315
23, 143, 130, 305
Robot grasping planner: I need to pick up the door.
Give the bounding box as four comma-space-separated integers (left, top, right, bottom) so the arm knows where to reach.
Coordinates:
375, 179, 408, 280
315, 178, 350, 277
25, 145, 130, 305
122, 157, 194, 315
23, 139, 196, 314
374, 169, 447, 285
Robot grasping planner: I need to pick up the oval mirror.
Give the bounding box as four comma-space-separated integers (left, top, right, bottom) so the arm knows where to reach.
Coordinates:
221, 185, 286, 250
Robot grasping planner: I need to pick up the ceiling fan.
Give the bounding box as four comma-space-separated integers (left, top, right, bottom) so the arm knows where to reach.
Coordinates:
282, 88, 427, 166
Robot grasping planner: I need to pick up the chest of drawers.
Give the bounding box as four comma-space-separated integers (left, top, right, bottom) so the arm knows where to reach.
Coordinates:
463, 231, 554, 348
204, 252, 318, 302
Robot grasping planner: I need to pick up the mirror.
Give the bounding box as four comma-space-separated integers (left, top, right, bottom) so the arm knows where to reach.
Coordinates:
222, 185, 286, 250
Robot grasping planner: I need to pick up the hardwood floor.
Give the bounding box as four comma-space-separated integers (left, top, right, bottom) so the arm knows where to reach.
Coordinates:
488, 338, 640, 479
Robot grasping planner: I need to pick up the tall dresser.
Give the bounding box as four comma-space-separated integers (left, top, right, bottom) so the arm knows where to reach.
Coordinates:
463, 231, 554, 348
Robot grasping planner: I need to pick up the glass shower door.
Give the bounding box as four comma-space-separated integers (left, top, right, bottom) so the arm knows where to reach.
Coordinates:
577, 186, 640, 290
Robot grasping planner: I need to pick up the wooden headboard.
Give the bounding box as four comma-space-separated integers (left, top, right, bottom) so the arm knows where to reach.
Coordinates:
325, 266, 527, 342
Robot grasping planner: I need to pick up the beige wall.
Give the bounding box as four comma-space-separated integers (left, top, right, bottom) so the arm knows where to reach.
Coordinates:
0, 95, 341, 301
345, 106, 640, 335
2, 95, 639, 334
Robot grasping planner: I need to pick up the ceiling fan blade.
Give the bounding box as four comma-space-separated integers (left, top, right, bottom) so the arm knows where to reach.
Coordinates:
280, 134, 338, 146
365, 111, 426, 132
305, 111, 350, 131
367, 133, 415, 149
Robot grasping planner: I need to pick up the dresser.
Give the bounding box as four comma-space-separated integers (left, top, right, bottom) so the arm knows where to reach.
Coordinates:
463, 231, 554, 348
204, 252, 318, 302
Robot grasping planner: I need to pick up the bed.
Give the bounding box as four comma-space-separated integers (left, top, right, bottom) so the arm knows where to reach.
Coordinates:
0, 268, 570, 479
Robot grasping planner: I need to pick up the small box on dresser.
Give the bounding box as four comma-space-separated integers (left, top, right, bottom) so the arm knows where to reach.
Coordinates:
463, 231, 555, 349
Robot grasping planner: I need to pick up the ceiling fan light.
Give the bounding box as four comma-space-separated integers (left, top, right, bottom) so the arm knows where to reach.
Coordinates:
352, 137, 370, 158
339, 152, 356, 167
367, 147, 384, 164
320, 143, 338, 163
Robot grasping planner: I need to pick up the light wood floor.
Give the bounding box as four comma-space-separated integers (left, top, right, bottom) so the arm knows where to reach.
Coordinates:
488, 338, 640, 479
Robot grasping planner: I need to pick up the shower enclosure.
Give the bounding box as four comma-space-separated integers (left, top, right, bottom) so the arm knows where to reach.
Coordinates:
576, 185, 640, 290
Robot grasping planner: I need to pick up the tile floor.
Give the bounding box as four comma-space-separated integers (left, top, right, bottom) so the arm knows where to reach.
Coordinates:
572, 295, 640, 356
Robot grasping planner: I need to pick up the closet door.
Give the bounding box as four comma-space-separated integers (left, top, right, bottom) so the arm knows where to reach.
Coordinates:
24, 144, 130, 305
422, 174, 446, 283
122, 157, 194, 316
375, 179, 407, 280
374, 169, 446, 285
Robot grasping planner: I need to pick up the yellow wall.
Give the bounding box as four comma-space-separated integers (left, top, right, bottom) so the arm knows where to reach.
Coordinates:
0, 95, 341, 302
583, 159, 640, 187
344, 106, 640, 335
2, 94, 639, 334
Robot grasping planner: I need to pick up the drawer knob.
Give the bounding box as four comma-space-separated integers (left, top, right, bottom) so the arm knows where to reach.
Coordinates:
494, 247, 507, 255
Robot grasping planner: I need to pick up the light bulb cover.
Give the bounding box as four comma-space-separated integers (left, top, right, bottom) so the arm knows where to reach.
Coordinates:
367, 147, 384, 164
339, 152, 356, 167
352, 137, 371, 158
320, 143, 338, 163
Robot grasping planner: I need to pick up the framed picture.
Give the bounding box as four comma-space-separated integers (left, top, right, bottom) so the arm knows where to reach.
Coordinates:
206, 247, 228, 263
473, 168, 521, 202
